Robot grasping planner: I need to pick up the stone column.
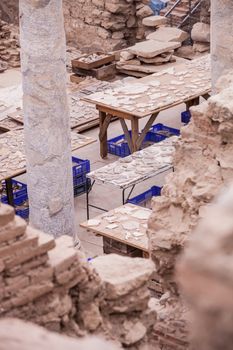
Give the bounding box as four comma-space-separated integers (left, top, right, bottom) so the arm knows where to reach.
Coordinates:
19, 0, 76, 238
211, 0, 233, 88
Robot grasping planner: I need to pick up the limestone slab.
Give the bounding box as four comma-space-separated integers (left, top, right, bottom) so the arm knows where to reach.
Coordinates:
128, 40, 181, 58
92, 253, 155, 299
146, 27, 189, 43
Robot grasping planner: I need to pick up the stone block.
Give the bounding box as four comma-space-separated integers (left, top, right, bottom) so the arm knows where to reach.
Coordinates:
48, 235, 78, 274
191, 22, 210, 43
137, 5, 154, 18
0, 216, 27, 245
146, 27, 189, 43
0, 204, 15, 227
92, 254, 154, 299
142, 15, 167, 27
128, 40, 181, 58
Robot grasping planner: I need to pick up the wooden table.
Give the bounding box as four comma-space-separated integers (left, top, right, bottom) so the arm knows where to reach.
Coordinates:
0, 129, 96, 206
80, 203, 150, 256
83, 55, 211, 158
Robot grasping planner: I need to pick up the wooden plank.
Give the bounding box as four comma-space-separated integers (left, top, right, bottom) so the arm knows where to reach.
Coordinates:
96, 105, 134, 120
80, 204, 150, 252
72, 52, 115, 70
73, 63, 116, 81
70, 74, 86, 84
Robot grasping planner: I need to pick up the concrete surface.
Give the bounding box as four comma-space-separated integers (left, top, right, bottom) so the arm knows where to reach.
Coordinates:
0, 68, 185, 258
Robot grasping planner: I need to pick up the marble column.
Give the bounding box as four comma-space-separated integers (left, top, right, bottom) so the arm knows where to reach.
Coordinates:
211, 0, 233, 89
19, 0, 77, 238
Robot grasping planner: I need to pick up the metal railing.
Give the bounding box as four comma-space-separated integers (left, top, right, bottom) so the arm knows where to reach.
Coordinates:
178, 0, 203, 28
164, 0, 202, 29
164, 0, 183, 18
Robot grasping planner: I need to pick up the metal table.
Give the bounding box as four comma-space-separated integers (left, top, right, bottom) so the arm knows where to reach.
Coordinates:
86, 138, 176, 219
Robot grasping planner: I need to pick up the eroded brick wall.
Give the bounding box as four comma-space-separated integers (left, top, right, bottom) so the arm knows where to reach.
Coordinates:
0, 203, 156, 349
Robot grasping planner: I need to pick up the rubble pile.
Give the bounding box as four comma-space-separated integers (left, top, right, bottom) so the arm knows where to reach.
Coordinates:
0, 203, 155, 349
178, 183, 233, 350
0, 16, 20, 71
147, 74, 233, 348
92, 254, 156, 347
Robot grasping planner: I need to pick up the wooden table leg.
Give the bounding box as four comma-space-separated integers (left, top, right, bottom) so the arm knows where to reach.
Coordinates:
99, 111, 111, 159
5, 178, 15, 207
120, 119, 133, 153
131, 117, 139, 153
202, 93, 211, 100
185, 97, 200, 110
136, 112, 159, 150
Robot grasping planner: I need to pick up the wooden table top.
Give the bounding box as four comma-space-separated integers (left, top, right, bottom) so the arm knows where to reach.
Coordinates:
82, 55, 211, 118
80, 203, 151, 252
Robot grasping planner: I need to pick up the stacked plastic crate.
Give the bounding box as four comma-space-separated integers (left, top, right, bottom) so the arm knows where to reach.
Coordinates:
0, 180, 29, 219
0, 157, 91, 219
72, 156, 91, 197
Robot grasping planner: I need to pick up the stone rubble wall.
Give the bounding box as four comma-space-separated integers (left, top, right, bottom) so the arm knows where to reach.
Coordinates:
63, 0, 154, 52
0, 15, 20, 71
147, 76, 233, 349
0, 0, 211, 65
0, 203, 156, 349
0, 318, 120, 350
177, 183, 233, 350
0, 0, 154, 53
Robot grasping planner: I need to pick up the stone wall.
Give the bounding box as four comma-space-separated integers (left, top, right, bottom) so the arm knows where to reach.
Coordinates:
0, 0, 211, 54
0, 203, 156, 349
177, 183, 233, 350
63, 0, 155, 52
147, 75, 233, 349
0, 0, 154, 52
0, 1, 18, 23
0, 15, 20, 71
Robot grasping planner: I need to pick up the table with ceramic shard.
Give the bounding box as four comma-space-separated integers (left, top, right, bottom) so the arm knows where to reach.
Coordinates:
0, 129, 96, 206
80, 203, 151, 255
82, 55, 211, 158
0, 80, 112, 132
86, 137, 176, 219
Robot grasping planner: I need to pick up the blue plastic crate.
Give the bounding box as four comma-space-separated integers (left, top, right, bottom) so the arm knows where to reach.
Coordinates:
73, 173, 87, 187
127, 186, 162, 207
15, 205, 29, 219
145, 123, 180, 143
1, 179, 28, 204
181, 111, 191, 124
72, 156, 90, 177
12, 192, 29, 219
74, 178, 91, 197
107, 134, 131, 158
72, 156, 90, 187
